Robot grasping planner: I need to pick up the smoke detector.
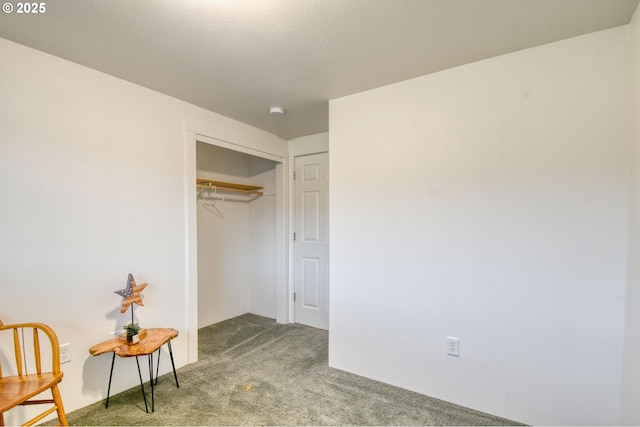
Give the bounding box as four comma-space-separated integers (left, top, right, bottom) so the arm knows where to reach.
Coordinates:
269, 106, 284, 115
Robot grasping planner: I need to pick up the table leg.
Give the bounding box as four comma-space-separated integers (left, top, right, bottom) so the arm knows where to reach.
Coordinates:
148, 352, 155, 412
155, 348, 161, 385
135, 356, 149, 413
105, 352, 116, 409
168, 340, 180, 388
153, 341, 179, 388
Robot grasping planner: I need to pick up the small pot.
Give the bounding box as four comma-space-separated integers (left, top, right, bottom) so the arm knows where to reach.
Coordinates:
126, 333, 140, 345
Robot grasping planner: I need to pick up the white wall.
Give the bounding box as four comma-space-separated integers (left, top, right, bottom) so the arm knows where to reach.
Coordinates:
248, 157, 278, 319
289, 132, 329, 157
621, 3, 640, 425
329, 27, 631, 426
0, 36, 286, 423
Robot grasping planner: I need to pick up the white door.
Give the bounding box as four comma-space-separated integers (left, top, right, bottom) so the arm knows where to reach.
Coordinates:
294, 153, 329, 330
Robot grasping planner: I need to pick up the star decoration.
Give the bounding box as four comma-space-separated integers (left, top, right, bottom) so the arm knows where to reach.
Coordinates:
114, 273, 148, 314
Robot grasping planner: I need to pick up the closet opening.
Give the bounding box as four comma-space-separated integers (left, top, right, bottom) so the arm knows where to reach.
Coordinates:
196, 142, 280, 328
185, 131, 289, 364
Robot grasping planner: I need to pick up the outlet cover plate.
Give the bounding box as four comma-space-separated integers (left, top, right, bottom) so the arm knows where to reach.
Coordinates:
60, 343, 71, 364
447, 337, 459, 357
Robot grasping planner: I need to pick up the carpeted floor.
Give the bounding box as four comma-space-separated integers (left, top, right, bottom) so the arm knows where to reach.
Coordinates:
58, 314, 522, 426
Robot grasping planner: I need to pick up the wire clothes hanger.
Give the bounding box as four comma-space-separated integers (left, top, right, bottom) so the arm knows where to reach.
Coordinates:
198, 185, 225, 218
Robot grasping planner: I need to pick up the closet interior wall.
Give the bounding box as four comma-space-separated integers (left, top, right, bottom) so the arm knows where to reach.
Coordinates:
196, 141, 278, 328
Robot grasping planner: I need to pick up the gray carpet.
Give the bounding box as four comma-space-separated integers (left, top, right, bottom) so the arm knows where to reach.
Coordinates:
58, 314, 522, 425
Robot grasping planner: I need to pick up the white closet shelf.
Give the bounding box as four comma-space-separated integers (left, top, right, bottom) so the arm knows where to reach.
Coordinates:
196, 178, 264, 196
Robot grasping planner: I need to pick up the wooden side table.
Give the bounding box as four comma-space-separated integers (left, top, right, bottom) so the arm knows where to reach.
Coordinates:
89, 328, 179, 413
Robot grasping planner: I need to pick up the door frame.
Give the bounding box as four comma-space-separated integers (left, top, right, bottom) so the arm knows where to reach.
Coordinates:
288, 133, 329, 323
184, 123, 290, 364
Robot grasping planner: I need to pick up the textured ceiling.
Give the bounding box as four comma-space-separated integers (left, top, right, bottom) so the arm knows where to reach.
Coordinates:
0, 0, 638, 139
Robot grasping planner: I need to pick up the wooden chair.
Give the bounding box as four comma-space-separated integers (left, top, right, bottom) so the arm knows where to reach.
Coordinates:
0, 320, 68, 426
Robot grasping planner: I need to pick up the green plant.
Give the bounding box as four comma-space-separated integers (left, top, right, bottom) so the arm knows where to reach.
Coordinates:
123, 323, 140, 336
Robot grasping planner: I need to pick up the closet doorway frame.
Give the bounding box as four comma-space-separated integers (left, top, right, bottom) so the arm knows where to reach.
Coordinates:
184, 126, 290, 364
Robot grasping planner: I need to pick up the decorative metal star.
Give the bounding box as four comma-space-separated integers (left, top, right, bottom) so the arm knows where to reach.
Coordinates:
114, 273, 148, 314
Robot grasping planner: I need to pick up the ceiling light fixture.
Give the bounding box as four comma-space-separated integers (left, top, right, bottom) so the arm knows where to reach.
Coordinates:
269, 106, 284, 115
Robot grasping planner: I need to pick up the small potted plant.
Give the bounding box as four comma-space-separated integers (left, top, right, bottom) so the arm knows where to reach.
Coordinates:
123, 323, 141, 345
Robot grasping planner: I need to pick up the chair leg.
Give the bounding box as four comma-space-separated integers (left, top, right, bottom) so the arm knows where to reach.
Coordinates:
51, 384, 68, 426
1, 410, 5, 426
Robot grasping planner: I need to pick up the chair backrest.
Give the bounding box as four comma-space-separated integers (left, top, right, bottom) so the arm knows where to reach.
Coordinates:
0, 322, 61, 379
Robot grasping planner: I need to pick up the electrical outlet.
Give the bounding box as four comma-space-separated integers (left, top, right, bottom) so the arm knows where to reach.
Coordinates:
60, 343, 71, 364
447, 337, 459, 357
